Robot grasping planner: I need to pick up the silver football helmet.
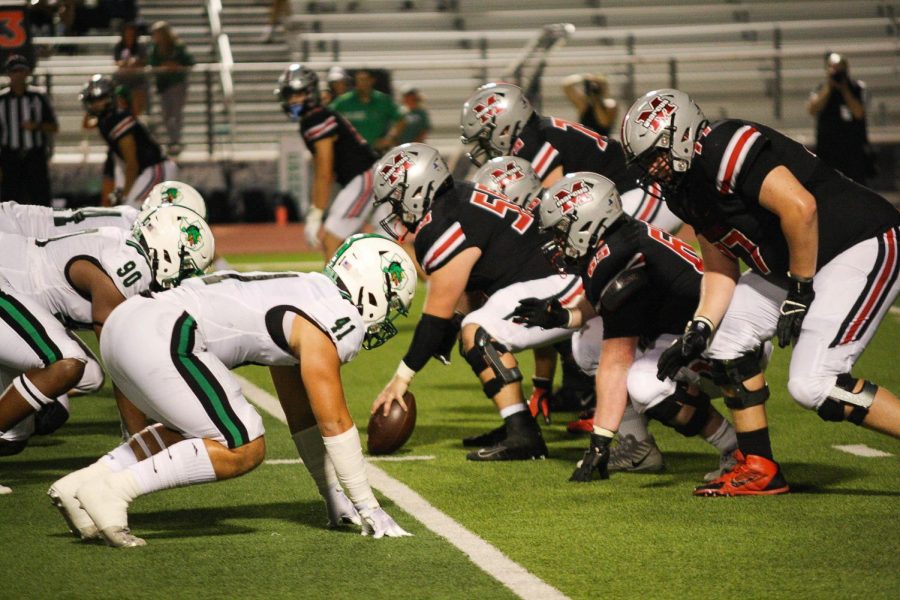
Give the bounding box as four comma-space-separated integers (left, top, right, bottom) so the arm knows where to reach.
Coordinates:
372, 143, 450, 239
324, 233, 417, 350
140, 181, 208, 220
471, 156, 543, 212
539, 172, 623, 265
460, 83, 534, 166
133, 204, 215, 290
80, 74, 115, 116
620, 88, 707, 194
275, 63, 321, 120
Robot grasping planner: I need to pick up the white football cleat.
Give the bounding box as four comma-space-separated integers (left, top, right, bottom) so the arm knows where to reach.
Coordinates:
358, 506, 412, 539
324, 485, 361, 528
47, 462, 112, 540
76, 473, 144, 548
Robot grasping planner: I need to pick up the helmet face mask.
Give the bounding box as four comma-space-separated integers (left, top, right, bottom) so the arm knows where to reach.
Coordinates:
471, 156, 543, 212
323, 233, 417, 350
460, 83, 534, 167
133, 205, 215, 290
372, 143, 450, 240
275, 64, 320, 120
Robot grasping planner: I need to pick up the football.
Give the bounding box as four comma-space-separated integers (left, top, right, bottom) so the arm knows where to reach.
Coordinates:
367, 391, 417, 455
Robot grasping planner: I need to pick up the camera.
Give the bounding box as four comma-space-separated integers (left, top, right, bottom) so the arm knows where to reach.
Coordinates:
584, 80, 602, 96
830, 71, 847, 85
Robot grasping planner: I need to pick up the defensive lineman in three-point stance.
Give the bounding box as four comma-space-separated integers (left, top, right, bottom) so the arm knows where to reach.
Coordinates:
49, 234, 416, 547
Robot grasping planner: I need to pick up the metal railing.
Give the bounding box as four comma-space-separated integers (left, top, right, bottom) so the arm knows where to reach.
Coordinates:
206, 0, 237, 156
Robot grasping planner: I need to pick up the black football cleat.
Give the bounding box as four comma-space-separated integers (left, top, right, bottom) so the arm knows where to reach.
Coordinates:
462, 423, 507, 448
466, 434, 549, 461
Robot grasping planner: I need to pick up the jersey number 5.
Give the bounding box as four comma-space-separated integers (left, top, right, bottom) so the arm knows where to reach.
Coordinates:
470, 189, 534, 234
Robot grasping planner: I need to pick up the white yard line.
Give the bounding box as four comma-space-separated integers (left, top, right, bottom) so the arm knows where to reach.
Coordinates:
832, 444, 893, 458
236, 375, 570, 600
265, 455, 436, 465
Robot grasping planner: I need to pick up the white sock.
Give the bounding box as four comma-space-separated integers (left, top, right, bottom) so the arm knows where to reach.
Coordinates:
499, 403, 527, 419
322, 426, 377, 511
617, 402, 651, 442
705, 419, 738, 454
100, 442, 139, 473
127, 439, 216, 497
293, 426, 339, 495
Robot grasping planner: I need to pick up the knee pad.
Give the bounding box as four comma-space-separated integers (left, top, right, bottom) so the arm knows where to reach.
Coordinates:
710, 348, 769, 410
816, 374, 877, 426
464, 327, 522, 398
33, 399, 70, 436
645, 385, 710, 437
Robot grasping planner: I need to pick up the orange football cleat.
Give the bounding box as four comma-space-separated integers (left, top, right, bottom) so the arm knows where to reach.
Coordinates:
566, 409, 595, 435
694, 451, 790, 497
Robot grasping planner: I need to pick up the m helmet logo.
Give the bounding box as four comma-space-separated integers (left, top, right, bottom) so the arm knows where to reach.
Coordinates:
636, 96, 677, 133
181, 222, 204, 249
490, 160, 525, 189
554, 180, 593, 215
473, 94, 504, 125
379, 152, 413, 186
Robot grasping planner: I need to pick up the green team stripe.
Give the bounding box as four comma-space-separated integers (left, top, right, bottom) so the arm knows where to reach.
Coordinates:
0, 296, 60, 363
176, 316, 245, 446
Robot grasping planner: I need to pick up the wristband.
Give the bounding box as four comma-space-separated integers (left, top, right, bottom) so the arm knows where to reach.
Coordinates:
565, 308, 577, 329
690, 315, 716, 335
395, 360, 416, 383
306, 206, 323, 223
592, 425, 616, 439
786, 271, 813, 283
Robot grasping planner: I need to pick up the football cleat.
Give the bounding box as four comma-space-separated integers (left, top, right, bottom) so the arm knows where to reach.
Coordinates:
703, 449, 740, 482
608, 434, 665, 473
466, 434, 548, 461
462, 423, 507, 448
693, 451, 789, 497
48, 461, 113, 540
0, 483, 11, 495
528, 387, 552, 425
566, 410, 595, 435
76, 474, 142, 548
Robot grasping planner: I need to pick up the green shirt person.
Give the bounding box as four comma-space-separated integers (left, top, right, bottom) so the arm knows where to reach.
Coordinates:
330, 69, 403, 151
397, 86, 431, 144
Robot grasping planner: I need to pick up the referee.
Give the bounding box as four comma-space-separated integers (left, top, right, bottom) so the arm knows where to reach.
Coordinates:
0, 55, 58, 206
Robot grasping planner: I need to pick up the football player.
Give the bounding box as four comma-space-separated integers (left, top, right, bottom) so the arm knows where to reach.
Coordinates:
275, 64, 385, 259
513, 173, 741, 482
621, 88, 900, 496
371, 143, 584, 461
49, 234, 416, 547
0, 205, 213, 463
81, 75, 176, 209
0, 202, 139, 238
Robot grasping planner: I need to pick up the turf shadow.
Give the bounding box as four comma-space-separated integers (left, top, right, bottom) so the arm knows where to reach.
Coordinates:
0, 455, 106, 482
48, 420, 123, 436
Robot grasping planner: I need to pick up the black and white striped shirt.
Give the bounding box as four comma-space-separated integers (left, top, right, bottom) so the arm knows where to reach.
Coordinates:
0, 85, 57, 151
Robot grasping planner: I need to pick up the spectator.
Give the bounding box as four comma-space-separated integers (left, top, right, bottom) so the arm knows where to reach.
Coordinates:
331, 68, 403, 151
326, 66, 350, 103
261, 0, 291, 43
149, 21, 194, 156
113, 21, 148, 115
561, 73, 617, 136
397, 86, 430, 144
807, 52, 872, 186
0, 55, 58, 206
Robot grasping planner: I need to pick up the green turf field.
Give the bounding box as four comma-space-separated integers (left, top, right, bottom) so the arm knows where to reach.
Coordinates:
1, 254, 898, 599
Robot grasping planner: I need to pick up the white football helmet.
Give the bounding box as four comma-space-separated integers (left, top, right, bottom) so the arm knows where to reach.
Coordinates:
141, 181, 208, 219
539, 172, 623, 265
460, 83, 534, 166
620, 88, 707, 193
372, 143, 451, 239
471, 156, 543, 212
324, 233, 417, 350
133, 204, 215, 290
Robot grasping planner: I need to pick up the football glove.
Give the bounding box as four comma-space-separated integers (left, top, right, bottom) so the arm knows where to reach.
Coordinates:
775, 273, 815, 348
657, 317, 713, 381
569, 433, 612, 482
527, 378, 553, 425
512, 297, 569, 329
304, 206, 323, 249
324, 485, 361, 529
358, 506, 412, 539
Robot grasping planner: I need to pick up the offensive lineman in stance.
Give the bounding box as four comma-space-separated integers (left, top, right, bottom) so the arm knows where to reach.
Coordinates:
621, 88, 900, 495
49, 235, 416, 546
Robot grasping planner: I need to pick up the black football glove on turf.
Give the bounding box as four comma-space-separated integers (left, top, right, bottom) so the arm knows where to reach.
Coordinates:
569, 433, 611, 482
512, 297, 568, 329
776, 274, 815, 348
657, 317, 714, 381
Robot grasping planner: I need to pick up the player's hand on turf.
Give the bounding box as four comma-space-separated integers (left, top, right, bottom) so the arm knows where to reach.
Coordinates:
776, 274, 815, 348
512, 297, 568, 329
569, 433, 611, 482
657, 318, 713, 381
325, 486, 361, 528
372, 377, 409, 417
359, 507, 412, 539
528, 386, 552, 425
304, 207, 324, 249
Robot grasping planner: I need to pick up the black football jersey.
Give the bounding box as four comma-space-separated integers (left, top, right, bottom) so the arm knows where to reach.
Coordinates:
580, 216, 702, 341
300, 106, 377, 185
98, 108, 164, 171
670, 119, 900, 287
413, 181, 556, 295
511, 116, 640, 192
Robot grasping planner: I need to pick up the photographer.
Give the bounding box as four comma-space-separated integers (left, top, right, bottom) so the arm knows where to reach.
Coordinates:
807, 52, 871, 185
562, 73, 617, 136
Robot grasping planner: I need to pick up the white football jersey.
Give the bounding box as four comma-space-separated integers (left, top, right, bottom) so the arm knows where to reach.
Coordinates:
154, 271, 365, 367
0, 228, 152, 328
0, 201, 139, 238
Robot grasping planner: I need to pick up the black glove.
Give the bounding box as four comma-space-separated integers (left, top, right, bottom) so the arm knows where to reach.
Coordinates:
656, 317, 714, 381
512, 297, 568, 329
569, 433, 612, 482
776, 273, 815, 348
